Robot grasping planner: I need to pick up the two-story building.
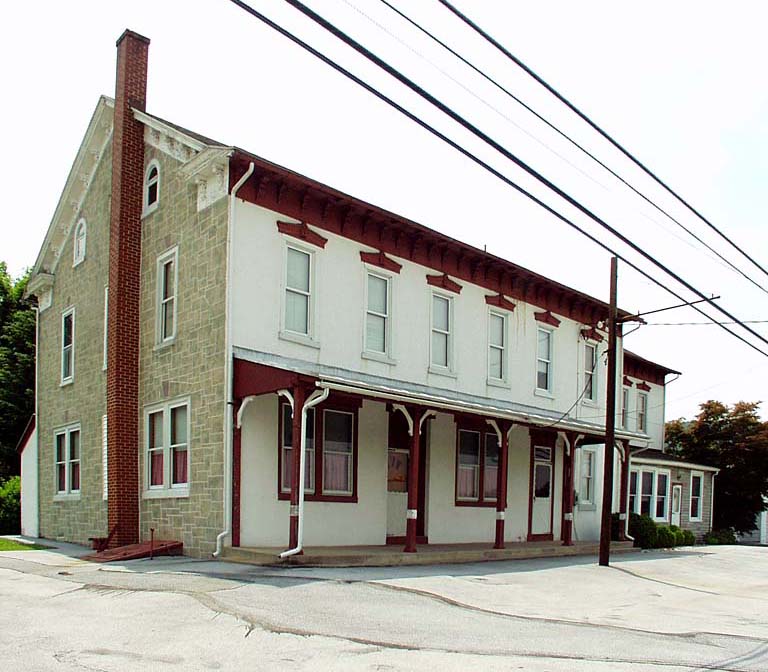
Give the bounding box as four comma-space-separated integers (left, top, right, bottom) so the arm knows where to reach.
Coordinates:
22, 30, 715, 560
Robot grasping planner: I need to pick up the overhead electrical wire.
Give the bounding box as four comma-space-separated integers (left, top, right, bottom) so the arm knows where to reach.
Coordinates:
224, 0, 768, 360
372, 0, 768, 295
277, 0, 768, 353
437, 0, 768, 284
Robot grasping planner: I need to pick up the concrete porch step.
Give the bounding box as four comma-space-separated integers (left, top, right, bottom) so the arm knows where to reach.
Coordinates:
221, 540, 637, 567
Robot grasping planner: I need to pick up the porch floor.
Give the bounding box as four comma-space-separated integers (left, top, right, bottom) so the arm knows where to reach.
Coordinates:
222, 539, 637, 567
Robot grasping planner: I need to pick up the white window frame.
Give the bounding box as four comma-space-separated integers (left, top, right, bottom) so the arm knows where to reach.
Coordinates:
61, 307, 75, 385
689, 471, 704, 522
628, 466, 671, 522
143, 397, 191, 498
102, 285, 109, 371
621, 387, 630, 429
143, 159, 160, 215
583, 341, 598, 403
363, 270, 392, 359
280, 243, 318, 347
73, 218, 87, 267
54, 424, 81, 498
156, 246, 178, 346
487, 309, 508, 384
536, 327, 554, 394
579, 447, 597, 508
637, 392, 648, 432
429, 292, 454, 374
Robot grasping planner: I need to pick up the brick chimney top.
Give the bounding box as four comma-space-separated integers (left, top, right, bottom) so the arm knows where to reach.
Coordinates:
116, 29, 150, 48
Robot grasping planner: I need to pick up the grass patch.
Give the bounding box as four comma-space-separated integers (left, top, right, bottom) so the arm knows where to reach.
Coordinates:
0, 538, 50, 551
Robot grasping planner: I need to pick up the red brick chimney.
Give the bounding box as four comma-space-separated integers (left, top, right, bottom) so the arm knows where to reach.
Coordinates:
107, 30, 149, 547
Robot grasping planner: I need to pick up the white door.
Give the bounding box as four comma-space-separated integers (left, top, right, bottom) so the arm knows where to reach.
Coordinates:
386, 448, 408, 538
531, 447, 553, 536
671, 484, 682, 527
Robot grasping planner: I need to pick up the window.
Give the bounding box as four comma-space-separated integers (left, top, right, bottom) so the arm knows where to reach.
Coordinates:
285, 247, 312, 336
145, 399, 189, 493
536, 328, 552, 392
584, 343, 597, 401
365, 272, 390, 355
61, 307, 75, 384
103, 286, 109, 371
488, 311, 506, 381
637, 392, 648, 432
629, 467, 671, 522
580, 448, 596, 506
621, 388, 630, 429
144, 160, 160, 213
278, 400, 358, 501
690, 472, 703, 521
156, 247, 178, 344
55, 426, 80, 495
431, 294, 452, 369
456, 428, 499, 505
73, 219, 86, 266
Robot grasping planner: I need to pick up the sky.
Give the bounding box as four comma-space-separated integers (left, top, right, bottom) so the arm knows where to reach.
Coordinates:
2, 0, 766, 421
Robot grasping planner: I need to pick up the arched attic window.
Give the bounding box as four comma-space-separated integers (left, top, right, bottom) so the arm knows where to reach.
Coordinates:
73, 218, 87, 266
144, 160, 160, 214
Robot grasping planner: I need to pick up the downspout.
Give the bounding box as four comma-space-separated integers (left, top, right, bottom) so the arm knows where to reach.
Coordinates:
709, 473, 716, 533
33, 305, 40, 537
280, 386, 329, 559
213, 161, 254, 558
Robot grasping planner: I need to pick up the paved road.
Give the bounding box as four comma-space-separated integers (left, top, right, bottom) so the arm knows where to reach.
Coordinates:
1, 541, 767, 671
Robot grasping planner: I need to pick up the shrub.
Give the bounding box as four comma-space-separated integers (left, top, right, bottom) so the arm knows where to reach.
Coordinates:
682, 529, 696, 546
0, 476, 21, 534
628, 513, 657, 549
669, 525, 686, 546
703, 528, 736, 545
656, 526, 676, 548
610, 512, 623, 541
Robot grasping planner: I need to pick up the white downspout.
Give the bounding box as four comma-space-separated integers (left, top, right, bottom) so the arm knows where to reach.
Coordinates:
280, 387, 329, 559
709, 473, 716, 533
213, 161, 254, 558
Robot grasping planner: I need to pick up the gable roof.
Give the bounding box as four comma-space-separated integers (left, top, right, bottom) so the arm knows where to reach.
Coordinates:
15, 414, 35, 454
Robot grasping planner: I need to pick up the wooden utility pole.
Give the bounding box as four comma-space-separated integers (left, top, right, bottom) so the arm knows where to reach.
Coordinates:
599, 257, 619, 566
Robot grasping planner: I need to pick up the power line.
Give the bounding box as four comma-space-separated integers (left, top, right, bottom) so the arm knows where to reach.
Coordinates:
644, 321, 768, 326
437, 0, 768, 284
224, 0, 768, 360
279, 0, 768, 353
372, 0, 768, 296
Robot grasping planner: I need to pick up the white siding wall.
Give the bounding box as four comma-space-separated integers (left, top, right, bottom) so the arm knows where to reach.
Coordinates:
623, 378, 666, 449
20, 428, 39, 538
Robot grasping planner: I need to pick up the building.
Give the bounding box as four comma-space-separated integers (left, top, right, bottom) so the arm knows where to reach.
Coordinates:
23, 30, 714, 559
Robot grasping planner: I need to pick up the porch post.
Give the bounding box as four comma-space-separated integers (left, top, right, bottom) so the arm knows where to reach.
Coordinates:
289, 385, 306, 551
561, 432, 577, 546
494, 421, 511, 549
232, 401, 242, 547
404, 406, 422, 553
619, 440, 630, 540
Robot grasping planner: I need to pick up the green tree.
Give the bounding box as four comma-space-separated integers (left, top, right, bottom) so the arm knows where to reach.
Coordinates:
0, 262, 36, 479
666, 401, 768, 533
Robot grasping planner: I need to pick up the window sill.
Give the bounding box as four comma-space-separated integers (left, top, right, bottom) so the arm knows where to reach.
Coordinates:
534, 388, 554, 400
486, 377, 508, 389
455, 500, 498, 508
142, 204, 159, 220
72, 258, 85, 269
428, 365, 457, 379
581, 399, 598, 407
154, 338, 176, 352
361, 351, 397, 365
578, 503, 596, 512
60, 379, 74, 388
143, 487, 190, 500
689, 517, 703, 523
53, 493, 81, 502
279, 330, 320, 349
277, 492, 357, 503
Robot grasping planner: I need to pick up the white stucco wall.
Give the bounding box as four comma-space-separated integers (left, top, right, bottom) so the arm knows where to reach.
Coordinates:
623, 377, 666, 450
20, 428, 39, 538
572, 443, 622, 542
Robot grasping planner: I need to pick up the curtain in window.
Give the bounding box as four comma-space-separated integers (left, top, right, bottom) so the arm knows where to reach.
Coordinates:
324, 451, 351, 493
172, 448, 188, 485
458, 431, 480, 499
483, 433, 499, 499
151, 453, 164, 486
323, 411, 352, 494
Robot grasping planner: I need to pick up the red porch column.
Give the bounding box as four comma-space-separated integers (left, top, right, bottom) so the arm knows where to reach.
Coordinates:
404, 406, 423, 553
561, 433, 577, 546
289, 385, 307, 551
232, 402, 242, 547
618, 440, 630, 541
494, 421, 511, 549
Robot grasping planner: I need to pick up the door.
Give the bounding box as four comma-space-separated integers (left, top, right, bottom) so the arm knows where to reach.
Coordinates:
671, 484, 682, 527
530, 446, 553, 538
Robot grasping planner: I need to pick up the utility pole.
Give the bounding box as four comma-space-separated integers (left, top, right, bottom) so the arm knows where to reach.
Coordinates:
599, 257, 618, 566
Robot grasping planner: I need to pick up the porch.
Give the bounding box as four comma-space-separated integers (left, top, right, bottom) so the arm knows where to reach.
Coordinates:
222, 539, 637, 567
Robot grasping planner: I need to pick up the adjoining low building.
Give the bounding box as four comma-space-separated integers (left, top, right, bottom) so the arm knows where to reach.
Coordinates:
23, 30, 716, 559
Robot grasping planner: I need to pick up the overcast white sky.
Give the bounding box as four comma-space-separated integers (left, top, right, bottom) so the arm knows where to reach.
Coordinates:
2, 1, 766, 421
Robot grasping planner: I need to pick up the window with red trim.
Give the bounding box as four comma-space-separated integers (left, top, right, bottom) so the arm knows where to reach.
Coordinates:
278, 399, 359, 502
456, 425, 499, 505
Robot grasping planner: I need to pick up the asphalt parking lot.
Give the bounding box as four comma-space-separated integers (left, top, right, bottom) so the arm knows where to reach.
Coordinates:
1, 540, 767, 671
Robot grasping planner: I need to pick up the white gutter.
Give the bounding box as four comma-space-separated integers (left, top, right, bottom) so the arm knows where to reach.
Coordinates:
213, 162, 254, 558
631, 457, 719, 473
280, 387, 330, 559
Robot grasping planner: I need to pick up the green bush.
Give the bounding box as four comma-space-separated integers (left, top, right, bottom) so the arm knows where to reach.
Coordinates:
703, 528, 736, 545
610, 512, 623, 541
656, 526, 676, 548
669, 525, 686, 546
682, 529, 696, 546
628, 513, 657, 549
0, 476, 21, 534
